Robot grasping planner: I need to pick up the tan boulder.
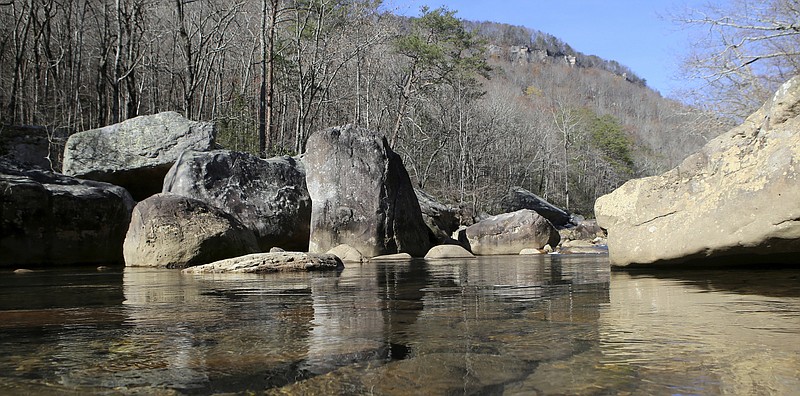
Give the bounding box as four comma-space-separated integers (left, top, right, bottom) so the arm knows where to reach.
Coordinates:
327, 244, 365, 263
424, 245, 475, 259
595, 76, 800, 267
123, 193, 258, 268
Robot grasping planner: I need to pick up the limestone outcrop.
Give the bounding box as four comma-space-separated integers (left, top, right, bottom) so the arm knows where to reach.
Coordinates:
182, 252, 344, 273
0, 160, 134, 267
463, 209, 560, 255
123, 193, 258, 268
304, 125, 431, 257
63, 111, 216, 200
595, 76, 800, 267
163, 150, 311, 251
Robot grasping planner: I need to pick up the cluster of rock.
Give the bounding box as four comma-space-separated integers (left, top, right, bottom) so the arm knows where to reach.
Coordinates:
2, 113, 604, 271
596, 76, 800, 267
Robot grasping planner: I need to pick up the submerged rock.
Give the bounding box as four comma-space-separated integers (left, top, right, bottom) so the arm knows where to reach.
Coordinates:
63, 111, 216, 200
595, 76, 800, 267
163, 150, 311, 252
304, 125, 431, 257
0, 161, 134, 267
182, 252, 344, 273
123, 193, 258, 268
464, 209, 560, 255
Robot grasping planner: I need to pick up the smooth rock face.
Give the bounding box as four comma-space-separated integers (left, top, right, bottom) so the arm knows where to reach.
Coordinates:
304, 125, 431, 257
163, 150, 311, 251
424, 244, 475, 259
123, 193, 258, 268
182, 252, 344, 273
464, 209, 560, 255
497, 186, 573, 228
63, 111, 216, 200
0, 161, 134, 267
595, 76, 800, 267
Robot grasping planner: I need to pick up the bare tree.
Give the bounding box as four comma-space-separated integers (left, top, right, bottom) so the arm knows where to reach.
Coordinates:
676, 0, 800, 119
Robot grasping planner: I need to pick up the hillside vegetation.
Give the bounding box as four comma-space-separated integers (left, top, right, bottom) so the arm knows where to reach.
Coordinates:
0, 1, 727, 215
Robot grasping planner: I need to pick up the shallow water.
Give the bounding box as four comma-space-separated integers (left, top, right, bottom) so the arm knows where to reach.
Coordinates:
1, 255, 798, 395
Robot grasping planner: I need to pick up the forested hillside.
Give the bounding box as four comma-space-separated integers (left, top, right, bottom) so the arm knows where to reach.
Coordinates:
0, 0, 726, 215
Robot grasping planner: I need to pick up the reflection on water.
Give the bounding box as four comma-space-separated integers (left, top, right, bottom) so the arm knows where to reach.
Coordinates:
0, 256, 798, 394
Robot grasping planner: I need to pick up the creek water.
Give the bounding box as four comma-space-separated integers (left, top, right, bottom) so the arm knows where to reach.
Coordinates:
1, 255, 798, 395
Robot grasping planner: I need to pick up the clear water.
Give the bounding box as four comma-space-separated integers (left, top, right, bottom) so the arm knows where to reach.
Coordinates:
1, 255, 798, 395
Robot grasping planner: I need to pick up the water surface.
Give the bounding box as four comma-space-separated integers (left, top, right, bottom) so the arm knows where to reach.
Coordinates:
1, 255, 798, 395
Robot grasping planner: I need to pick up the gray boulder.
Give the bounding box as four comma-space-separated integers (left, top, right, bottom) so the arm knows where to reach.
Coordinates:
464, 209, 560, 255
163, 150, 311, 252
415, 189, 460, 243
497, 186, 573, 228
0, 160, 134, 267
123, 193, 258, 268
62, 111, 216, 200
304, 125, 431, 257
182, 252, 343, 274
595, 76, 800, 267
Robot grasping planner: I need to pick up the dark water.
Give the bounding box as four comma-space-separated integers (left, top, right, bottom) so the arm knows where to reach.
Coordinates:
1, 255, 799, 395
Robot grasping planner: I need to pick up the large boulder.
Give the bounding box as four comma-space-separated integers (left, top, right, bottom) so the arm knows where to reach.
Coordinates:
182, 252, 343, 274
415, 189, 460, 243
304, 125, 431, 257
595, 76, 800, 267
0, 160, 134, 267
497, 186, 573, 228
123, 193, 258, 268
163, 150, 311, 251
62, 111, 216, 200
463, 209, 560, 255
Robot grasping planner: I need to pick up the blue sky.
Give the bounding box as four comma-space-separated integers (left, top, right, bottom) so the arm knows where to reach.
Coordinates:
386, 0, 706, 98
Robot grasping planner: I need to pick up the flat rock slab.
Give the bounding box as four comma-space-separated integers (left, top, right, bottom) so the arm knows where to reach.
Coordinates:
183, 252, 344, 273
